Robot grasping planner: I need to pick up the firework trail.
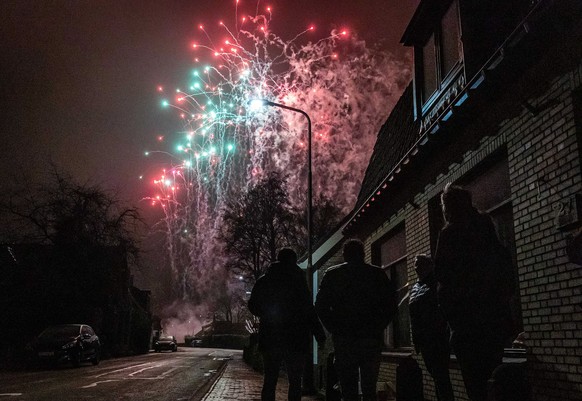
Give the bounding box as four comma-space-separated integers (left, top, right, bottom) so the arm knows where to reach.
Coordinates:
145, 2, 410, 304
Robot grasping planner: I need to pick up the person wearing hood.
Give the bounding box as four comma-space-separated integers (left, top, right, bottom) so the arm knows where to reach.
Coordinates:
248, 247, 326, 401
435, 183, 515, 401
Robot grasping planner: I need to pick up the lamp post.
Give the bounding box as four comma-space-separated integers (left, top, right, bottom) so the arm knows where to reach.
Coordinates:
248, 99, 315, 392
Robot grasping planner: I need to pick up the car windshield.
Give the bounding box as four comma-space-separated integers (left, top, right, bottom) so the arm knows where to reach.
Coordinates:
40, 325, 81, 339
159, 336, 174, 341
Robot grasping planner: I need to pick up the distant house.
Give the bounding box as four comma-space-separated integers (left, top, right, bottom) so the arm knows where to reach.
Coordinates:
0, 243, 152, 361
196, 319, 248, 337
192, 318, 248, 350
309, 1, 582, 400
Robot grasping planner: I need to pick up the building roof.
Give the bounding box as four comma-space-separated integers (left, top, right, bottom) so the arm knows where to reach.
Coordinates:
296, 86, 418, 269
401, 0, 451, 46
298, 215, 349, 271
354, 84, 419, 210
344, 0, 579, 234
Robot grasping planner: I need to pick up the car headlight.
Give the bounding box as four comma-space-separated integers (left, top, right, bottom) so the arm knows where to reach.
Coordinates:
62, 341, 77, 350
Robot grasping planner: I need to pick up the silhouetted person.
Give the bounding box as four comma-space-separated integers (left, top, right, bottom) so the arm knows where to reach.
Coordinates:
396, 356, 424, 401
435, 184, 515, 401
248, 248, 326, 401
315, 239, 397, 401
409, 254, 454, 401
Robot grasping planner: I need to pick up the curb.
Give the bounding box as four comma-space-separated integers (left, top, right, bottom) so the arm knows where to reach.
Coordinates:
189, 357, 230, 401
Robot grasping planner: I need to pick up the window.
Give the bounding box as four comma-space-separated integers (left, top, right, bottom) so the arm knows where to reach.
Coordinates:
372, 225, 411, 349
422, 34, 437, 100
419, 0, 461, 104
441, 2, 461, 77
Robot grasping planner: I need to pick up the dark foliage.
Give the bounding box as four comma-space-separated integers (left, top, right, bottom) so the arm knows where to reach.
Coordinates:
0, 166, 150, 366
220, 172, 302, 282
0, 166, 143, 261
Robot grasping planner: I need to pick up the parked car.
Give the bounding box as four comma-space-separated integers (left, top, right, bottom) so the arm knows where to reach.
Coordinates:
154, 335, 178, 352
33, 324, 101, 367
189, 337, 203, 347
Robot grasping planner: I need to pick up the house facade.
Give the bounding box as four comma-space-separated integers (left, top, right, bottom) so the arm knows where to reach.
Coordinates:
311, 0, 582, 399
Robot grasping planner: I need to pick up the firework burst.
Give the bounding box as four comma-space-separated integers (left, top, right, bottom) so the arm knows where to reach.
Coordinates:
144, 2, 410, 301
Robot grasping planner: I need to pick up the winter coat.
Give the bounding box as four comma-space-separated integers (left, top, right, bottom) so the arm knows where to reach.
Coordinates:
248, 261, 326, 353
434, 209, 515, 344
315, 261, 397, 341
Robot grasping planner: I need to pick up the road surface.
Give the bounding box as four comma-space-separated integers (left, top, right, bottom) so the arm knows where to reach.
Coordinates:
0, 347, 235, 401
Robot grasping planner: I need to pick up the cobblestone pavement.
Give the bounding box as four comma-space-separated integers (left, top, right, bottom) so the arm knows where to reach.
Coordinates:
200, 353, 322, 401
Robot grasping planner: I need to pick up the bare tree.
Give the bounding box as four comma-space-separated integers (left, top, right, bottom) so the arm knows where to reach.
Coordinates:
0, 165, 143, 260
220, 172, 302, 282
0, 165, 147, 341
311, 195, 343, 245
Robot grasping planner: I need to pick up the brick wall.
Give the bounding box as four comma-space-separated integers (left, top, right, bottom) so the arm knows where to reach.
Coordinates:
504, 64, 582, 401
315, 52, 582, 399
361, 48, 582, 401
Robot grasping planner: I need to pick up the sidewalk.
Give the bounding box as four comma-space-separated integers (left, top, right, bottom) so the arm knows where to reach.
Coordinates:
200, 353, 322, 401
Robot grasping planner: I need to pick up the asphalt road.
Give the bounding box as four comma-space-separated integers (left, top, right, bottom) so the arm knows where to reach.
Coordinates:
0, 347, 234, 401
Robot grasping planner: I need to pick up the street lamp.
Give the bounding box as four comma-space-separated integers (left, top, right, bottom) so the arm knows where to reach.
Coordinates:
248, 98, 316, 392
248, 99, 313, 286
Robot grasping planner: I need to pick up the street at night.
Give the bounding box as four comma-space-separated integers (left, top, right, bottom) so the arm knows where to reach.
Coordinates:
1, 1, 582, 400
0, 348, 232, 401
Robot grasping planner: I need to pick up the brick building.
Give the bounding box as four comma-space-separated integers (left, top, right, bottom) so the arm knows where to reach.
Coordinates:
308, 0, 582, 400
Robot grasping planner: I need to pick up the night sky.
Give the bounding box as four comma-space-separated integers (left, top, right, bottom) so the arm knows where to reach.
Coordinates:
1, 1, 418, 309
1, 0, 417, 202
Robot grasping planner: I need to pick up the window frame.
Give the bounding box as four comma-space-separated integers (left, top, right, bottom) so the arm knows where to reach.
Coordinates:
417, 0, 462, 107
371, 224, 412, 351
382, 255, 411, 350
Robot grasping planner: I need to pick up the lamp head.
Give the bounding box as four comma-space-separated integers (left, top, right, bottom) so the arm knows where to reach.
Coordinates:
248, 98, 268, 111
